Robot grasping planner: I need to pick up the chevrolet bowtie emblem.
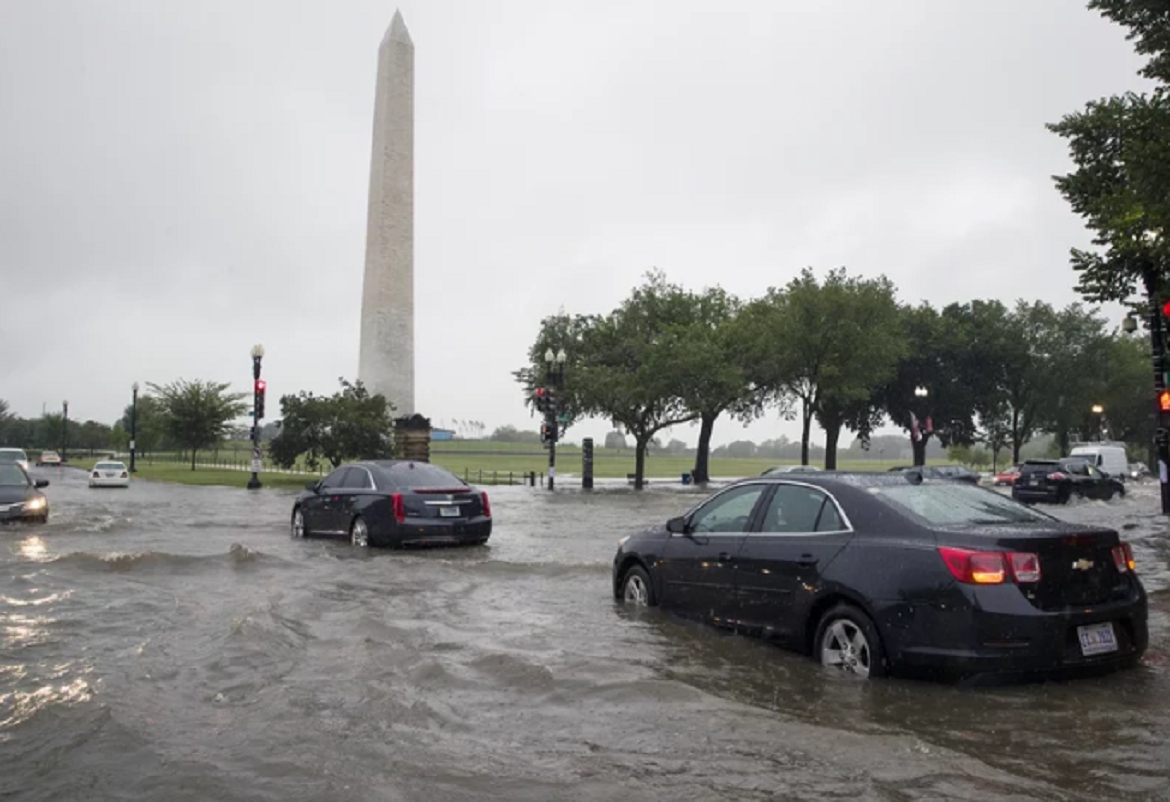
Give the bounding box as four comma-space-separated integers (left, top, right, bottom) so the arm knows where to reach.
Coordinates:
1072, 559, 1094, 571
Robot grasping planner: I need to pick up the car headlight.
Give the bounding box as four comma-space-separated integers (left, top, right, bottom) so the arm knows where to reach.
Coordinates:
24, 497, 46, 511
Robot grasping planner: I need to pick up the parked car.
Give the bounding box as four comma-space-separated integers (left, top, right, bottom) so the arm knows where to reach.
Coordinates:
612, 472, 1146, 681
0, 463, 50, 523
291, 460, 491, 548
1012, 459, 1125, 504
1127, 462, 1150, 481
88, 460, 130, 488
0, 448, 31, 473
993, 466, 1021, 486
761, 465, 822, 475
37, 450, 61, 467
888, 465, 981, 484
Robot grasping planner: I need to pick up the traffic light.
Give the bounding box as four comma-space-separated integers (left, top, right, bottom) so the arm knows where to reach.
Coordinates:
255, 379, 267, 419
534, 387, 549, 414
540, 422, 554, 443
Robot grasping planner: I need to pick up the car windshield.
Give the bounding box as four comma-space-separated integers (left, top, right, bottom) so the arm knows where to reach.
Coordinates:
872, 483, 1053, 526
0, 449, 27, 463
384, 462, 466, 489
0, 464, 28, 486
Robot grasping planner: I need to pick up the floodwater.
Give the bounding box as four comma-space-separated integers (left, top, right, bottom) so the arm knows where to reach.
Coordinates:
2, 467, 1168, 801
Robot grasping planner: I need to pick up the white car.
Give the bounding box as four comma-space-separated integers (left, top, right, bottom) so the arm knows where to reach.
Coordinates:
89, 460, 130, 488
38, 450, 61, 467
0, 447, 31, 473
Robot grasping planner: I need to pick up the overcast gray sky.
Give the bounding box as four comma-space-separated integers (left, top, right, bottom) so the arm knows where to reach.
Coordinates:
0, 1, 1152, 450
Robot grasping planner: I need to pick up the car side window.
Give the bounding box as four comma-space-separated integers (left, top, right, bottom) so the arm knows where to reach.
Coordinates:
321, 468, 349, 490
690, 485, 766, 533
1066, 462, 1087, 476
761, 485, 842, 534
345, 468, 372, 489
1085, 464, 1102, 478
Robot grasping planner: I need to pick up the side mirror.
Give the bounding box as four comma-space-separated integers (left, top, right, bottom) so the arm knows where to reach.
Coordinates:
666, 516, 688, 534
304, 481, 320, 493
35, 479, 49, 489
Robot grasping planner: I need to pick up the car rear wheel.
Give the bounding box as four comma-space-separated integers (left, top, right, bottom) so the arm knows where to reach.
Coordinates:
291, 508, 306, 538
350, 516, 369, 548
815, 604, 886, 679
620, 565, 655, 607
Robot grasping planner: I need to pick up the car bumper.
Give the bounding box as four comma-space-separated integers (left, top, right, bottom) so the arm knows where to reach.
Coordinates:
1012, 486, 1063, 503
0, 502, 47, 522
880, 588, 1147, 680
89, 477, 130, 487
376, 518, 492, 547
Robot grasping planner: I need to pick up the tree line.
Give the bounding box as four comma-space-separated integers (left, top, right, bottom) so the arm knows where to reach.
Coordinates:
517, 268, 1148, 489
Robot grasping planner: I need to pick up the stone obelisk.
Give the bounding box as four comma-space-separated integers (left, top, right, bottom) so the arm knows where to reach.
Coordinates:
358, 9, 414, 416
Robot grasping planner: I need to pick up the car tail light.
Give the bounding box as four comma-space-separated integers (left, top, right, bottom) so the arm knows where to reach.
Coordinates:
1046, 472, 1067, 481
391, 493, 405, 523
92, 471, 100, 478
120, 471, 128, 478
481, 491, 491, 518
938, 547, 1007, 584
1112, 542, 1136, 573
1007, 552, 1041, 583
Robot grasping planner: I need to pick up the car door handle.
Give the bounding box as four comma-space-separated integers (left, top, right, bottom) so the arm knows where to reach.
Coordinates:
797, 554, 818, 566
718, 552, 734, 562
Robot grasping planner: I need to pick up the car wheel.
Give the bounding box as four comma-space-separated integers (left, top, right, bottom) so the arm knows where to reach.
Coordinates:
814, 604, 887, 679
620, 564, 656, 607
350, 516, 369, 548
291, 507, 306, 538
1058, 486, 1072, 504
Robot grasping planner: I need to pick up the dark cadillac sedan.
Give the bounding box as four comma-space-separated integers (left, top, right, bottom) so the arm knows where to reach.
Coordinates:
612, 472, 1146, 681
0, 463, 50, 523
291, 460, 491, 548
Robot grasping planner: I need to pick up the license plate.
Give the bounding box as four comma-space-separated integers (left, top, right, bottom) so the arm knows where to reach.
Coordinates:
1029, 477, 1038, 485
1078, 622, 1118, 656
104, 473, 115, 478
439, 506, 460, 518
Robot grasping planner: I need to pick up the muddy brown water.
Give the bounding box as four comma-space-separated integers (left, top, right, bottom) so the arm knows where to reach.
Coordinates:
2, 467, 1168, 801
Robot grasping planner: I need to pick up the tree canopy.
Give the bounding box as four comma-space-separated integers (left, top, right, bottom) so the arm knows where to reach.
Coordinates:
268, 379, 395, 471
148, 379, 248, 470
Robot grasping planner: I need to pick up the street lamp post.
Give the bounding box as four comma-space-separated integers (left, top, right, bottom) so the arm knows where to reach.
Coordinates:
912, 386, 929, 467
1091, 404, 1105, 442
544, 347, 566, 490
247, 344, 265, 490
130, 382, 139, 472
61, 400, 68, 462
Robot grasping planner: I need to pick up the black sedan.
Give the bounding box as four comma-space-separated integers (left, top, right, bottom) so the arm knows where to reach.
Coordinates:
0, 463, 50, 523
1012, 458, 1125, 504
612, 472, 1146, 681
291, 460, 491, 548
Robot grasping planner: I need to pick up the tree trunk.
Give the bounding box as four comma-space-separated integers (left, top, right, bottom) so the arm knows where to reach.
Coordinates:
912, 436, 927, 467
691, 412, 717, 484
823, 421, 841, 470
634, 434, 649, 490
800, 399, 813, 466
190, 448, 197, 471
1011, 408, 1022, 465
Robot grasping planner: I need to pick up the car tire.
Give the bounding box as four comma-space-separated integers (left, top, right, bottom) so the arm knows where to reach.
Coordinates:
620, 564, 656, 607
350, 516, 369, 548
291, 507, 306, 539
814, 603, 887, 679
1058, 486, 1072, 505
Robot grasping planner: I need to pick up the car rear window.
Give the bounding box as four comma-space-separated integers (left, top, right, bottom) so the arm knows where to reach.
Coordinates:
871, 483, 1053, 526
95, 462, 125, 471
1019, 461, 1058, 474
383, 462, 466, 489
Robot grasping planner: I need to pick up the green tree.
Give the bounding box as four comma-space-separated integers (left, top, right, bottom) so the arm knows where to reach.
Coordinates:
120, 395, 168, 455
269, 379, 395, 471
149, 379, 248, 470
1090, 0, 1170, 84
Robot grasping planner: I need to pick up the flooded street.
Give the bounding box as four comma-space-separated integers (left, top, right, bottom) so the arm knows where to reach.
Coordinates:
2, 468, 1169, 801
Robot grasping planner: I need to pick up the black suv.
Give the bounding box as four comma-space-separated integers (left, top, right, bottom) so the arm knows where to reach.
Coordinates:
1011, 458, 1125, 504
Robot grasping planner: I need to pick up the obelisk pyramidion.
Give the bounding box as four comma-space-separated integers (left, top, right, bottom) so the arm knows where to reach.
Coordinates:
358, 9, 414, 416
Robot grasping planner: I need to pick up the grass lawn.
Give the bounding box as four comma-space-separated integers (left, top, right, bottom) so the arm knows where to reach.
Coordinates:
118, 462, 314, 490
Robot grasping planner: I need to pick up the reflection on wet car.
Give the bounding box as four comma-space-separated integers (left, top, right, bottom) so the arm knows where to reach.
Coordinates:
612, 472, 1147, 681
291, 460, 491, 548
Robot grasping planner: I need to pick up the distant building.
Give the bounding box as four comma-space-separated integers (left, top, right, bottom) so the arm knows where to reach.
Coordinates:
431, 428, 455, 441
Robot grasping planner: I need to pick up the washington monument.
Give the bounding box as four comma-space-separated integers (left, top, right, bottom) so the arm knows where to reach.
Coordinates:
358, 9, 414, 416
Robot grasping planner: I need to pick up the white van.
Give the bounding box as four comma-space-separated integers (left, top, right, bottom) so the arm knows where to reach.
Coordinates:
1069, 445, 1129, 480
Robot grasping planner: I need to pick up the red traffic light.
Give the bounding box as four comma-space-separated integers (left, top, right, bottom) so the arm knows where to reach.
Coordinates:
534, 388, 546, 398
1160, 390, 1170, 412
255, 380, 267, 392
1162, 300, 1170, 319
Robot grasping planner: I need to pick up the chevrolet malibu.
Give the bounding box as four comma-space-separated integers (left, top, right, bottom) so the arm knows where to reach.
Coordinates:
292, 460, 491, 548
612, 472, 1147, 681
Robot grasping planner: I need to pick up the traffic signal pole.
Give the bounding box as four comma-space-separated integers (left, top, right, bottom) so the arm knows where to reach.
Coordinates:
247, 347, 265, 490
1151, 295, 1170, 514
